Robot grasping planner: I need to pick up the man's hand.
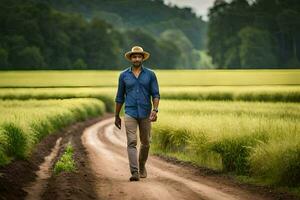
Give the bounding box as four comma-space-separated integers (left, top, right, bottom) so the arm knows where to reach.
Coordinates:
149, 110, 157, 122
115, 115, 121, 129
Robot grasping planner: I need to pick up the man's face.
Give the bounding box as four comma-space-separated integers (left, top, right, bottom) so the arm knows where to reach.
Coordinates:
130, 53, 144, 67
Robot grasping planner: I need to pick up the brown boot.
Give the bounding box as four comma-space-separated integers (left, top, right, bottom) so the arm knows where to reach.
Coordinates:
139, 165, 147, 178
129, 171, 140, 181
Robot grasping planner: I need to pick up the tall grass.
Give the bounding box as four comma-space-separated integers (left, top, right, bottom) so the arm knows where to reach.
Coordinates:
0, 86, 299, 108
161, 86, 300, 102
0, 98, 105, 166
151, 100, 300, 186
0, 87, 115, 112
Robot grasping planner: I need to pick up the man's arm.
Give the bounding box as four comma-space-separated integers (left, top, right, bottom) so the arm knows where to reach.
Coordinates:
150, 72, 160, 121
152, 97, 159, 111
115, 73, 125, 129
114, 102, 123, 129
149, 97, 159, 122
115, 102, 124, 117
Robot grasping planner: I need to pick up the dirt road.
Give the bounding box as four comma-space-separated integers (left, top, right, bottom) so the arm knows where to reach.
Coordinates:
2, 115, 297, 200
81, 117, 273, 200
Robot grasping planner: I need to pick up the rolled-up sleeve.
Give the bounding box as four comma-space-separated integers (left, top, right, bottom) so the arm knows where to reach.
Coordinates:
150, 72, 160, 100
115, 73, 125, 103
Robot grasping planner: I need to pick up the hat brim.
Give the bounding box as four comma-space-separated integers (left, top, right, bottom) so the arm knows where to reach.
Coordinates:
125, 51, 150, 61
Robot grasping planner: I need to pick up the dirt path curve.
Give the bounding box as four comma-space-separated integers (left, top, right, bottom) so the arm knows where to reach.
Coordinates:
81, 117, 272, 200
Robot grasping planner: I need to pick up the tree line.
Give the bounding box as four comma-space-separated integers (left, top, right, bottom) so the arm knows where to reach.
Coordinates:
0, 0, 208, 70
207, 0, 300, 69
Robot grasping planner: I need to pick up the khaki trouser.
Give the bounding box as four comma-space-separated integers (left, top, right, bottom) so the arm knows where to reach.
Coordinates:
124, 113, 152, 175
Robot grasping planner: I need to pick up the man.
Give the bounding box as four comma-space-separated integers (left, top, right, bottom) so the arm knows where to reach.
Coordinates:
114, 46, 160, 182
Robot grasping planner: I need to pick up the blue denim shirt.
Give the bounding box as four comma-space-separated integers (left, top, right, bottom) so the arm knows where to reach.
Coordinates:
115, 65, 160, 119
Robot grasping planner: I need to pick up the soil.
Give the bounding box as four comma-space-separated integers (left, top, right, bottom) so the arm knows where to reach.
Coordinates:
0, 113, 113, 200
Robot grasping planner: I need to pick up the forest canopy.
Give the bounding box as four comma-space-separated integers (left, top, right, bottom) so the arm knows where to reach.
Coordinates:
207, 0, 300, 69
1, 0, 299, 70
0, 0, 207, 70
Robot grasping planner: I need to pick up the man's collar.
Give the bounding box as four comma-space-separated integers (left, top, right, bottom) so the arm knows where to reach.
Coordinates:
129, 65, 145, 73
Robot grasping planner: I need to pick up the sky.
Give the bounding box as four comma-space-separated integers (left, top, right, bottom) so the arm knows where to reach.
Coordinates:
163, 0, 217, 21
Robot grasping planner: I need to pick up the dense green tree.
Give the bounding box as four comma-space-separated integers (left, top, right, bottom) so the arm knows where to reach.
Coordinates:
4, 0, 298, 69
157, 38, 181, 69
277, 9, 300, 68
207, 0, 300, 69
40, 0, 207, 50
0, 0, 209, 70
73, 58, 87, 69
5, 35, 28, 69
83, 18, 121, 68
208, 0, 252, 68
0, 48, 9, 69
121, 28, 193, 69
15, 46, 46, 69
239, 26, 278, 68
199, 50, 215, 69
160, 29, 200, 68
0, 0, 125, 70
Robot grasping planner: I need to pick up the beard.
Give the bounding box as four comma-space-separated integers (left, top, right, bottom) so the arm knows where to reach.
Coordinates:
132, 61, 142, 67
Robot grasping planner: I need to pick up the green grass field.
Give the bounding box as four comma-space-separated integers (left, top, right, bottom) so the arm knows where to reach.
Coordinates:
0, 87, 116, 111
151, 100, 300, 187
0, 98, 105, 166
0, 69, 299, 87
0, 69, 299, 190
0, 86, 299, 106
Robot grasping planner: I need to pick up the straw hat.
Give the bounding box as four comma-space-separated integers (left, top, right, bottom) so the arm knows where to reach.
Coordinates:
124, 46, 150, 61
